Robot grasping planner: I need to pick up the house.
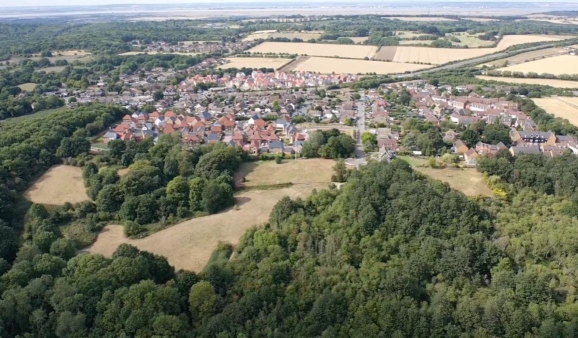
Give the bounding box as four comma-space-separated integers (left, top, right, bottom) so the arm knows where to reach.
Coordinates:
269, 140, 285, 154
464, 148, 479, 166
510, 130, 556, 145
103, 131, 119, 143
454, 140, 469, 154
378, 138, 398, 151
510, 145, 542, 156
475, 142, 507, 157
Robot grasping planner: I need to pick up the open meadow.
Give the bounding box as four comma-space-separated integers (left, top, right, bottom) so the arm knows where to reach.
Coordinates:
398, 157, 493, 197
24, 165, 90, 205
476, 75, 578, 89
532, 97, 578, 127
375, 35, 570, 64
86, 159, 335, 272
18, 83, 37, 91
248, 42, 378, 59
220, 57, 293, 69
288, 56, 431, 74
491, 55, 578, 76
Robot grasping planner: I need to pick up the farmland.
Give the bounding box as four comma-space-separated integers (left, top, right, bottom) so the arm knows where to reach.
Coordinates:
476, 75, 578, 88
491, 55, 578, 76
375, 35, 570, 64
398, 157, 493, 197
480, 47, 568, 67
24, 165, 90, 205
533, 97, 578, 127
447, 32, 495, 48
242, 30, 277, 41
385, 16, 458, 22
462, 17, 500, 22
219, 57, 293, 70
248, 42, 378, 59
86, 159, 335, 272
288, 56, 431, 74
118, 51, 198, 56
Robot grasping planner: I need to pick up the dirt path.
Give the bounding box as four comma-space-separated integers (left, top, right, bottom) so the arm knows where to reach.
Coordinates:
84, 184, 328, 272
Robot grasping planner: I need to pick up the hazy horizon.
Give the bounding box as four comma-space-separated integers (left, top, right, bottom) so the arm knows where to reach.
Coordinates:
2, 0, 578, 8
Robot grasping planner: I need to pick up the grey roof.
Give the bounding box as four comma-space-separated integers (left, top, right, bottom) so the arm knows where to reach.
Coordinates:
269, 141, 284, 149
200, 111, 212, 119
206, 134, 220, 141
511, 146, 541, 155
104, 131, 118, 139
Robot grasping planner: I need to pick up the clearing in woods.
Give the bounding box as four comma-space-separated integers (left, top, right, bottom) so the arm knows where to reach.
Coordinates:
18, 83, 37, 91
374, 35, 570, 64
85, 159, 335, 272
491, 55, 578, 76
25, 165, 90, 205
219, 57, 293, 70
398, 156, 494, 197
532, 97, 578, 127
288, 56, 431, 74
476, 75, 578, 89
248, 42, 378, 59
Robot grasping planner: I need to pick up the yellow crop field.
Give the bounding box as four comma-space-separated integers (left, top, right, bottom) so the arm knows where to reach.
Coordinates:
476, 75, 578, 88
533, 97, 578, 127
290, 57, 431, 74
220, 57, 293, 69
248, 42, 378, 59
376, 35, 570, 64
493, 55, 578, 75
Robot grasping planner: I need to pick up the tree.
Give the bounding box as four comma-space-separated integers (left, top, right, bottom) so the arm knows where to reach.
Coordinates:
482, 123, 510, 146
96, 184, 124, 213
189, 178, 206, 212
331, 159, 348, 182
460, 129, 480, 148
56, 137, 90, 158
153, 90, 164, 101
189, 281, 217, 324
166, 176, 190, 211
201, 181, 234, 214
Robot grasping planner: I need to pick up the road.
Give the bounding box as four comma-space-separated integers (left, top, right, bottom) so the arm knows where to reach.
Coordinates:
346, 95, 368, 168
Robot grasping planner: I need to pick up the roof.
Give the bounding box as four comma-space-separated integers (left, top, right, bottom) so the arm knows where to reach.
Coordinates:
269, 141, 284, 149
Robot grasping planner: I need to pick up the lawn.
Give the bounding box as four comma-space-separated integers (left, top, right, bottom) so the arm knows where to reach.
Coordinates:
398, 156, 493, 197
235, 158, 335, 188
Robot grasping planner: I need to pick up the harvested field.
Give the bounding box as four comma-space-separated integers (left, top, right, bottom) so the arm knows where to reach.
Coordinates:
248, 42, 378, 59
375, 35, 570, 64
18, 83, 37, 91
289, 56, 431, 74
476, 75, 578, 89
386, 16, 457, 22
533, 97, 578, 127
119, 51, 199, 56
270, 32, 323, 40
480, 47, 567, 67
493, 55, 578, 76
235, 158, 335, 187
398, 156, 493, 197
399, 40, 434, 46
219, 57, 293, 70
243, 30, 276, 41
374, 46, 397, 61
347, 37, 369, 44
25, 165, 90, 205
280, 56, 310, 71
86, 159, 334, 271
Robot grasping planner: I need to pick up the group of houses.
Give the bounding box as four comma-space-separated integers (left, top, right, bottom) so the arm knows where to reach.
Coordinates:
127, 40, 255, 55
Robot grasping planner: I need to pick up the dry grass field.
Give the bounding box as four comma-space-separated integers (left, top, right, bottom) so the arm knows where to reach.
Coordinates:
462, 17, 500, 22
119, 51, 199, 56
386, 16, 457, 22
493, 55, 578, 75
533, 97, 578, 127
219, 57, 293, 70
242, 30, 277, 41
476, 75, 578, 89
289, 56, 431, 74
399, 156, 493, 197
296, 123, 356, 137
480, 47, 567, 67
248, 42, 378, 59
25, 165, 90, 205
18, 83, 37, 91
447, 33, 495, 47
375, 35, 570, 64
270, 32, 323, 40
85, 159, 335, 271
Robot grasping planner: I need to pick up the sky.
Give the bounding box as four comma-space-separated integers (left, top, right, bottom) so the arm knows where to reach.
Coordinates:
2, 0, 575, 7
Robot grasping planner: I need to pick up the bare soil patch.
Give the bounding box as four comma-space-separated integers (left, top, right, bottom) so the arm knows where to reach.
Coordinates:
476, 75, 578, 88
220, 57, 293, 70
533, 97, 578, 127
289, 56, 431, 74
248, 42, 378, 59
25, 165, 90, 205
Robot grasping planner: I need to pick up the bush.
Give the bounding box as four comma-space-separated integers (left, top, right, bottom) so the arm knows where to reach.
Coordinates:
124, 221, 145, 237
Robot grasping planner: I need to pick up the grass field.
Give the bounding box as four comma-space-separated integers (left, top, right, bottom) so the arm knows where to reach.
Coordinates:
288, 56, 431, 74
18, 83, 37, 91
270, 32, 323, 40
386, 16, 457, 22
533, 97, 578, 127
296, 122, 356, 137
243, 30, 277, 41
85, 159, 334, 272
492, 55, 578, 76
375, 35, 570, 64
219, 57, 293, 69
347, 37, 369, 44
25, 165, 90, 205
476, 75, 578, 88
0, 107, 68, 125
248, 42, 378, 59
398, 156, 493, 197
10, 51, 92, 64
480, 47, 567, 67
447, 33, 495, 48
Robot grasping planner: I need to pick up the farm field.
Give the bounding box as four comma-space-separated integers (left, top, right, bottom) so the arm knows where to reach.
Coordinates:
220, 57, 293, 69
398, 156, 493, 197
242, 30, 277, 41
399, 40, 434, 46
476, 75, 578, 88
463, 17, 500, 22
269, 31, 323, 40
18, 83, 37, 91
86, 159, 335, 272
480, 47, 567, 67
25, 165, 90, 205
532, 97, 578, 127
375, 35, 570, 64
385, 16, 457, 22
119, 51, 199, 56
248, 42, 378, 59
491, 55, 578, 76
288, 56, 431, 74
